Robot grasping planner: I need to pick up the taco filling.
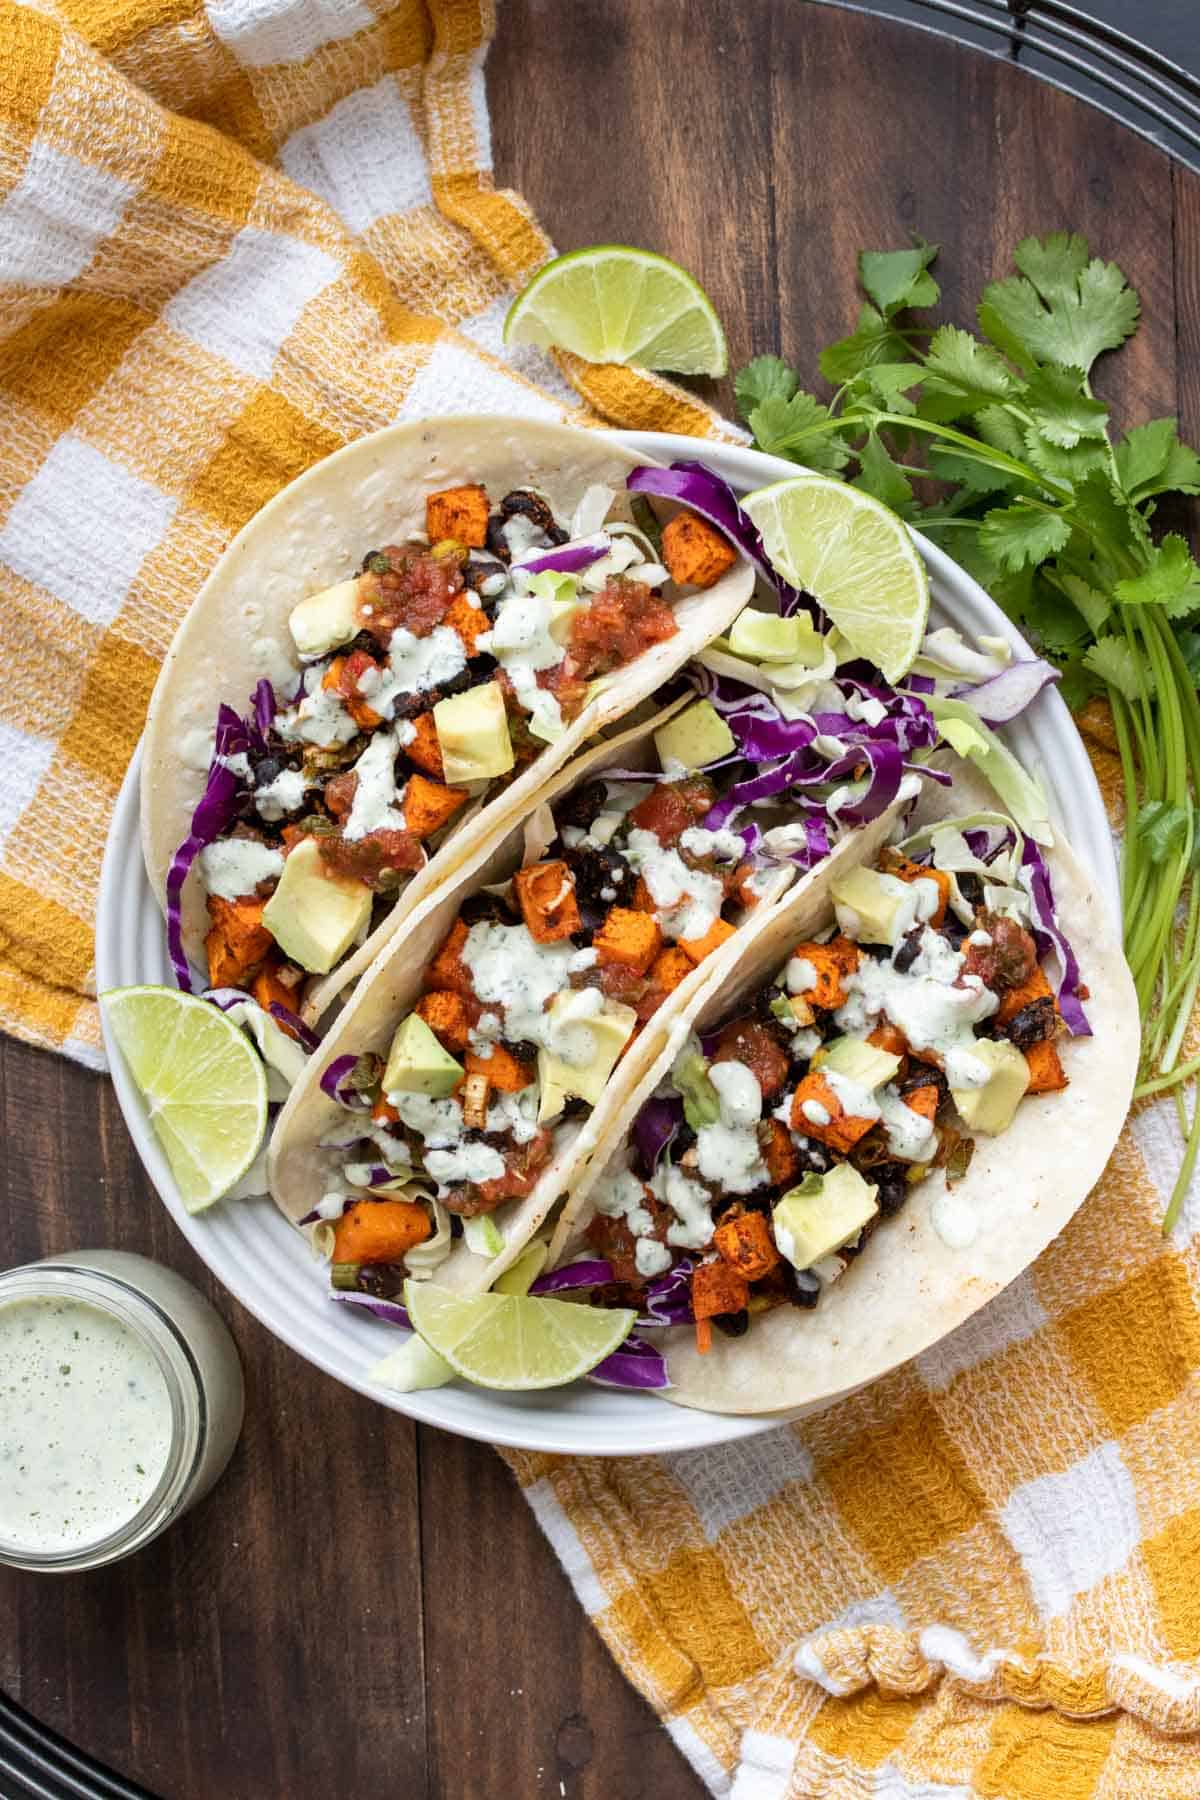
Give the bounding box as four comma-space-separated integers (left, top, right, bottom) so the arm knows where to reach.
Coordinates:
574, 818, 1083, 1352
306, 754, 780, 1298
169, 479, 740, 1009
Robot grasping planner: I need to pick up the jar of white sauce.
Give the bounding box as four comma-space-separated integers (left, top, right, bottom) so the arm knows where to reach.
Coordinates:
0, 1250, 244, 1573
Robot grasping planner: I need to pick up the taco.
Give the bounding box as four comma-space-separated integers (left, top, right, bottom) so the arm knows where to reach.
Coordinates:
541, 764, 1138, 1413
265, 701, 807, 1300
140, 416, 753, 1029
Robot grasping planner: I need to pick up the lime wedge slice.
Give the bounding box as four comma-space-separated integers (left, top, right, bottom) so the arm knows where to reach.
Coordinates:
103, 986, 268, 1213
504, 245, 727, 376
404, 1280, 634, 1391
741, 476, 929, 682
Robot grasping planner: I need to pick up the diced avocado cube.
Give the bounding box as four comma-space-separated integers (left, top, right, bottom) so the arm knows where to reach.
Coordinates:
383, 1012, 464, 1098
831, 865, 923, 947
729, 609, 824, 665
653, 700, 736, 772
817, 1035, 901, 1091
288, 578, 361, 659
671, 1048, 721, 1130
433, 680, 514, 785
546, 597, 584, 645
536, 999, 637, 1122
261, 837, 372, 974
772, 1165, 879, 1271
950, 1037, 1030, 1135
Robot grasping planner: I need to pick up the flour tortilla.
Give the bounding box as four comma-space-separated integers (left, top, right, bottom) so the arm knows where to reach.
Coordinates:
555, 764, 1139, 1414
266, 705, 793, 1295
140, 415, 754, 1024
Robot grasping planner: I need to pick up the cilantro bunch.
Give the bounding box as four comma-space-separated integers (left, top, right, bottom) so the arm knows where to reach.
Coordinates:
736, 234, 1200, 1226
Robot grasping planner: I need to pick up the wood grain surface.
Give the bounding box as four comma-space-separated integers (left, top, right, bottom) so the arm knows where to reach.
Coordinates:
2, 4, 1197, 1796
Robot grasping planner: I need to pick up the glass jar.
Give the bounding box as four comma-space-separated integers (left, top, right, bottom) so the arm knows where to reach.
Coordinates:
0, 1250, 244, 1573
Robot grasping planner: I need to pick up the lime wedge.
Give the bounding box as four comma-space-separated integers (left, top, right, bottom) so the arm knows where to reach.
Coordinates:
404, 1280, 634, 1391
102, 986, 268, 1213
741, 476, 929, 682
504, 245, 727, 376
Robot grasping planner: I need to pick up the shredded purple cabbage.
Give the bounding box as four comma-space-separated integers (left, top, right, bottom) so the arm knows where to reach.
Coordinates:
633, 1097, 683, 1173
952, 659, 1059, 724
627, 462, 807, 614
1019, 838, 1092, 1036
329, 1292, 412, 1328
267, 1000, 318, 1052
639, 1258, 694, 1328
519, 540, 609, 576
252, 679, 277, 738
530, 1259, 614, 1295
165, 703, 254, 991
587, 1333, 671, 1390
320, 1053, 372, 1108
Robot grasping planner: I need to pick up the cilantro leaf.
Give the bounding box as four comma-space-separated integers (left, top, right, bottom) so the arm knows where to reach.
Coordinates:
1056, 571, 1112, 633
734, 355, 797, 420
854, 433, 913, 512
1068, 470, 1151, 572
1115, 535, 1200, 616
1083, 635, 1150, 701
1176, 627, 1200, 685
927, 446, 1019, 495
1115, 418, 1179, 495
1157, 439, 1200, 497
1020, 424, 1108, 488
979, 501, 1072, 571
1022, 365, 1109, 447
974, 404, 1029, 462
858, 237, 940, 317
851, 360, 924, 416
1057, 657, 1103, 711
1135, 800, 1189, 864
922, 325, 1015, 402
979, 234, 1139, 373
1021, 575, 1095, 656
818, 305, 908, 385
747, 391, 853, 473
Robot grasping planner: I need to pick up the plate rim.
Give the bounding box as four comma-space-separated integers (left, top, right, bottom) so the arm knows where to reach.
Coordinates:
96, 426, 1119, 1456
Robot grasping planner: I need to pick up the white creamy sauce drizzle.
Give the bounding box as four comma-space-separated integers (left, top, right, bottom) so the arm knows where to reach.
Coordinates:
199, 838, 284, 900
655, 1164, 717, 1251
930, 1187, 979, 1249
343, 731, 406, 841
678, 827, 745, 863
787, 956, 818, 994
383, 626, 466, 703
695, 1062, 768, 1195
835, 924, 997, 1090
0, 1297, 172, 1552
461, 921, 574, 1051
478, 587, 565, 743
625, 829, 725, 942
276, 665, 358, 747
254, 767, 308, 821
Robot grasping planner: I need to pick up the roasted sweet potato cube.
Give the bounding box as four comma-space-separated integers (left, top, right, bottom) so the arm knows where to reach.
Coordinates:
903, 1084, 940, 1122
428, 917, 473, 996
205, 894, 272, 989
1024, 1038, 1068, 1094
732, 863, 762, 910
887, 854, 951, 926
425, 484, 489, 549
789, 936, 860, 1010
691, 1258, 750, 1320
372, 1095, 400, 1124
648, 946, 693, 996
996, 965, 1054, 1025
251, 960, 301, 1021
680, 916, 736, 966
867, 1023, 909, 1059
760, 1117, 799, 1188
661, 510, 738, 589
594, 907, 663, 975
415, 990, 472, 1052
405, 712, 445, 780
465, 1045, 533, 1093
332, 1199, 431, 1265
630, 876, 657, 913
404, 772, 467, 840
790, 1070, 876, 1154
513, 860, 581, 943
444, 592, 490, 656
714, 1210, 781, 1282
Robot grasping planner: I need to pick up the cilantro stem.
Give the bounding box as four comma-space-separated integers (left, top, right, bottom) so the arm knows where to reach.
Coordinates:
1162, 1088, 1200, 1236
1136, 1056, 1200, 1100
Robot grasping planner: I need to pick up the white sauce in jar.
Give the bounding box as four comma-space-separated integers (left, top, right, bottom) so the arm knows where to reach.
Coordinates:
0, 1297, 172, 1553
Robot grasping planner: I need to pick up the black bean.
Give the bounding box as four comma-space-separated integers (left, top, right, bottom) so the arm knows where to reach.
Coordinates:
999, 997, 1057, 1050
555, 781, 610, 832
714, 1309, 750, 1338
893, 927, 924, 974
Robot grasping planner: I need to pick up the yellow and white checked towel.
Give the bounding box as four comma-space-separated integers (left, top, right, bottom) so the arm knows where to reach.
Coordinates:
3, 5, 1199, 1794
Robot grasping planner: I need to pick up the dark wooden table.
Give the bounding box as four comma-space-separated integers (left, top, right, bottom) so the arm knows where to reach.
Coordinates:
3, 4, 1197, 1796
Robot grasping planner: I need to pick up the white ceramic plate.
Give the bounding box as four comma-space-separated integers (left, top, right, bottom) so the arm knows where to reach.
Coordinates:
97, 431, 1119, 1456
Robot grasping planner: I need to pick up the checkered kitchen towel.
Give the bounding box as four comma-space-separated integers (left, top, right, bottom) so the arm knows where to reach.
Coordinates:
4, 5, 1200, 1795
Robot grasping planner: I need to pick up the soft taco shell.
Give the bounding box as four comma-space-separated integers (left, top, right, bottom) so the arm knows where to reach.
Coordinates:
140, 416, 753, 1024
267, 703, 792, 1295
559, 764, 1138, 1413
